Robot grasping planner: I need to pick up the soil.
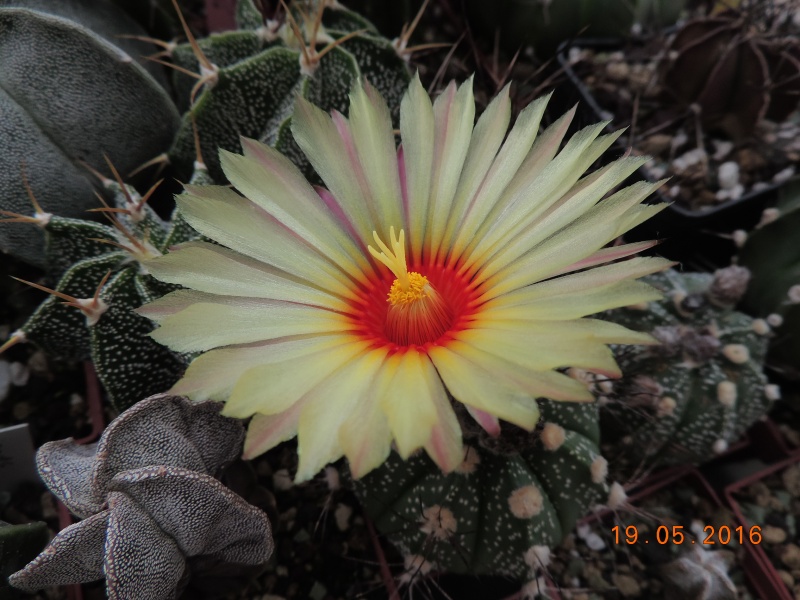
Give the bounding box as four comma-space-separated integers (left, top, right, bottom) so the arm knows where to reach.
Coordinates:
548, 474, 754, 599
731, 462, 800, 597
563, 39, 800, 212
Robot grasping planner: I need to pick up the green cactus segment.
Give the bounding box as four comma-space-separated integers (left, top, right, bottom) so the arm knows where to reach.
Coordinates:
9, 165, 205, 411
170, 46, 302, 180
90, 270, 186, 411
0, 5, 179, 266
0, 521, 50, 599
356, 401, 607, 579
43, 217, 122, 278
599, 269, 771, 473
235, 0, 264, 30
740, 180, 800, 380
166, 3, 409, 181
20, 253, 128, 361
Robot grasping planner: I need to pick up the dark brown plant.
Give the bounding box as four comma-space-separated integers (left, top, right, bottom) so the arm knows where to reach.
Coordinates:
661, 5, 800, 140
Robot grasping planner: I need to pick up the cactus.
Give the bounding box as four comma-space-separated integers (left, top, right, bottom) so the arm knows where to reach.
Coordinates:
660, 4, 800, 140
0, 0, 180, 267
159, 0, 411, 181
738, 179, 800, 380
354, 399, 613, 580
597, 268, 775, 477
0, 158, 208, 412
0, 521, 49, 600
8, 394, 273, 599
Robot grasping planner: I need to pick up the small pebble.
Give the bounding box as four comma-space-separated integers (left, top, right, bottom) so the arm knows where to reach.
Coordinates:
782, 544, 800, 569
672, 148, 707, 172
8, 362, 29, 387
27, 350, 49, 377
334, 503, 352, 532
783, 465, 800, 497
778, 569, 794, 588
611, 573, 641, 597
763, 524, 788, 544
12, 401, 31, 420
712, 139, 734, 160
717, 161, 739, 190
273, 469, 293, 491
773, 166, 796, 184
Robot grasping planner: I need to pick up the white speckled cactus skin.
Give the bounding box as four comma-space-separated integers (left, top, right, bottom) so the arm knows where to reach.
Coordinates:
0, 0, 179, 267
598, 268, 774, 477
166, 0, 410, 181
8, 394, 274, 599
354, 400, 611, 580
4, 164, 210, 411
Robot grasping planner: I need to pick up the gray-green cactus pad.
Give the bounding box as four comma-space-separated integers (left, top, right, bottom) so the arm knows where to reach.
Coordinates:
0, 4, 179, 266
10, 467, 273, 599
36, 394, 245, 519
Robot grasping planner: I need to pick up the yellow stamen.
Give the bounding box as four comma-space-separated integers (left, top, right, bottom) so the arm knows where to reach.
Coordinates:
388, 272, 429, 305
369, 227, 431, 305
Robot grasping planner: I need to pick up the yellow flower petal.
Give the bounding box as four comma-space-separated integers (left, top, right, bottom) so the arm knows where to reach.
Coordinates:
378, 351, 439, 459
428, 345, 541, 430
144, 241, 348, 309
172, 335, 354, 401
149, 298, 351, 352
176, 186, 356, 297
223, 338, 369, 418
295, 348, 389, 482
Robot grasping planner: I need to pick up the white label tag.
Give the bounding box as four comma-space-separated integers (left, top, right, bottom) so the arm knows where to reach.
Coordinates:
0, 423, 39, 492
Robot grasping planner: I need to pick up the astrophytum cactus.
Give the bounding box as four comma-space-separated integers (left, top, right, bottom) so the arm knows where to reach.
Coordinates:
159, 0, 411, 180
739, 180, 800, 380
1, 158, 208, 411
8, 394, 274, 599
598, 267, 775, 477
354, 399, 614, 580
0, 0, 179, 266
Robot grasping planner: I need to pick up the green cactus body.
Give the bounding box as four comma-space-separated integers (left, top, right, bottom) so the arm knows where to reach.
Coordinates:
355, 400, 610, 579
165, 0, 410, 181
598, 269, 773, 474
0, 1, 179, 266
739, 180, 800, 381
0, 521, 49, 599
6, 167, 208, 411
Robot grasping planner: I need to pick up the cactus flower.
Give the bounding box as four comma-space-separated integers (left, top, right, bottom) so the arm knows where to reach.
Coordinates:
139, 75, 671, 481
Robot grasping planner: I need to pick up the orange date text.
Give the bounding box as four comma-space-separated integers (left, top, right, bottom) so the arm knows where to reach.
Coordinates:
611, 525, 762, 545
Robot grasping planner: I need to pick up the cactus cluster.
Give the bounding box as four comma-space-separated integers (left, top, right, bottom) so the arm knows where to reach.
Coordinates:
0, 0, 179, 267
9, 394, 274, 599
159, 0, 411, 181
597, 268, 776, 478
355, 399, 614, 581
1, 159, 209, 412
